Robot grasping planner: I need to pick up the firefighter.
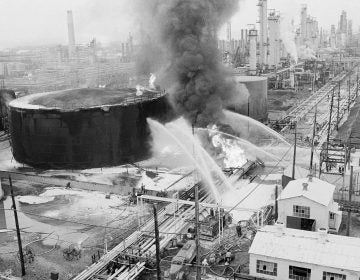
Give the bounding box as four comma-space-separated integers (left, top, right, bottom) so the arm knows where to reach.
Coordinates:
201, 258, 209, 275
236, 223, 242, 237
225, 251, 232, 265
209, 253, 216, 265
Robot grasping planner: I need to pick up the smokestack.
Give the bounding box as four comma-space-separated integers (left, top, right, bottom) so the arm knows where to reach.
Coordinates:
290, 67, 295, 88
302, 182, 308, 191
227, 21, 232, 52
249, 28, 258, 75
67, 10, 76, 57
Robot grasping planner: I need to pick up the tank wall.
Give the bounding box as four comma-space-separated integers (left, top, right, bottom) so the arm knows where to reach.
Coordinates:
0, 89, 16, 130
228, 77, 268, 121
10, 95, 172, 169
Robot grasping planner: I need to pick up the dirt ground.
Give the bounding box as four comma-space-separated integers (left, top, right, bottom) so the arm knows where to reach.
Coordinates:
267, 89, 312, 120
0, 179, 146, 279
0, 230, 97, 279
338, 212, 360, 238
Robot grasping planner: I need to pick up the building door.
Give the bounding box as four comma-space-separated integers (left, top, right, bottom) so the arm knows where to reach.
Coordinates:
329, 212, 336, 229
286, 216, 316, 231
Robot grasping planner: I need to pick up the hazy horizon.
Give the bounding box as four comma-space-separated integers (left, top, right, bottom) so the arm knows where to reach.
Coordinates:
1, 0, 360, 50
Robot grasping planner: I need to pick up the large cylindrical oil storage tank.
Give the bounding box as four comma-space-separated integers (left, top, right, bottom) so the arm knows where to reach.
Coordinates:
9, 88, 172, 169
228, 75, 268, 121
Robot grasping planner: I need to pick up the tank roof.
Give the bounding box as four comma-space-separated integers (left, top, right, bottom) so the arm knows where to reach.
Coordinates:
10, 88, 164, 111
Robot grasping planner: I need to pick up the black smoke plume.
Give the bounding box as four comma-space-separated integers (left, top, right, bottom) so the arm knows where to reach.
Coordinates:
135, 0, 244, 127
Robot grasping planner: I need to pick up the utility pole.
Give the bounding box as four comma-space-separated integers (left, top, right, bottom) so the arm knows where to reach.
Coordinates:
153, 204, 161, 280
9, 176, 26, 276
348, 76, 351, 113
357, 68, 359, 97
346, 165, 354, 236
247, 97, 250, 134
336, 84, 340, 130
356, 65, 359, 97
274, 185, 278, 221
292, 122, 297, 179
310, 105, 317, 171
327, 88, 335, 147
195, 185, 201, 280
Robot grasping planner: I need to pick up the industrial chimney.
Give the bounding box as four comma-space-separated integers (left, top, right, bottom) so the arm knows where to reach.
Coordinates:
249, 28, 258, 75
226, 21, 232, 53
67, 10, 76, 57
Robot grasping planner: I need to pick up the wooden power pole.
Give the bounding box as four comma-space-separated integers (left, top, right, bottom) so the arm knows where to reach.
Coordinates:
346, 165, 354, 236
9, 176, 26, 276
310, 106, 317, 171
195, 185, 201, 280
153, 204, 161, 280
292, 122, 297, 179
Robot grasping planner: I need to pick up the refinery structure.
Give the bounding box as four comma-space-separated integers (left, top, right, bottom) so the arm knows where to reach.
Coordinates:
1, 1, 360, 280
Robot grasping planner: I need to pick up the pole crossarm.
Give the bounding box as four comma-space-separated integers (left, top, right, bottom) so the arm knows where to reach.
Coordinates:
139, 195, 259, 212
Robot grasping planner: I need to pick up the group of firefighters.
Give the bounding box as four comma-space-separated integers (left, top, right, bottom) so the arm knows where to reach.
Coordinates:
200, 251, 233, 275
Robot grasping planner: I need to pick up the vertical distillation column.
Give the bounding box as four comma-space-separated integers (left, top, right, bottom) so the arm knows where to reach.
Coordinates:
268, 11, 280, 69
300, 5, 307, 45
67, 10, 76, 58
249, 28, 258, 75
258, 0, 268, 66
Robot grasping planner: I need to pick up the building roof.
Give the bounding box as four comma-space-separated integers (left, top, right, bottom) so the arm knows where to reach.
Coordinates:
278, 177, 335, 206
249, 226, 360, 272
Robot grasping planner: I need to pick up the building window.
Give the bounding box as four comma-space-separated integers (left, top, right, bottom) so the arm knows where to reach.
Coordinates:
289, 265, 311, 280
293, 205, 310, 218
329, 212, 335, 220
256, 260, 277, 276
323, 271, 346, 280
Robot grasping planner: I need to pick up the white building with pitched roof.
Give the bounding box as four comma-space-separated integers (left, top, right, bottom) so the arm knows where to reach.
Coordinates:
249, 225, 360, 280
277, 176, 342, 232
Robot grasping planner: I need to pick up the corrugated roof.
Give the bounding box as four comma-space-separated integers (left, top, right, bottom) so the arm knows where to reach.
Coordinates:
278, 177, 335, 206
249, 226, 360, 272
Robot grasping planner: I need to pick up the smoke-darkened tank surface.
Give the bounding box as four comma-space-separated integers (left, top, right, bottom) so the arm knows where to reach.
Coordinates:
9, 88, 172, 169
0, 89, 16, 130
228, 75, 268, 121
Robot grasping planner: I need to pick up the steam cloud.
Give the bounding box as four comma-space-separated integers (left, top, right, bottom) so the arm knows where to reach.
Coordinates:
135, 0, 244, 127
279, 15, 298, 64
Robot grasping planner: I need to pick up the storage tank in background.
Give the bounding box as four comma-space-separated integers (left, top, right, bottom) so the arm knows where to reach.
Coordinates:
9, 88, 173, 169
228, 75, 268, 121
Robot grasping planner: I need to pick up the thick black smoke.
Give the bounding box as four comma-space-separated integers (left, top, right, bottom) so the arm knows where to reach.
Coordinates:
136, 0, 242, 127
